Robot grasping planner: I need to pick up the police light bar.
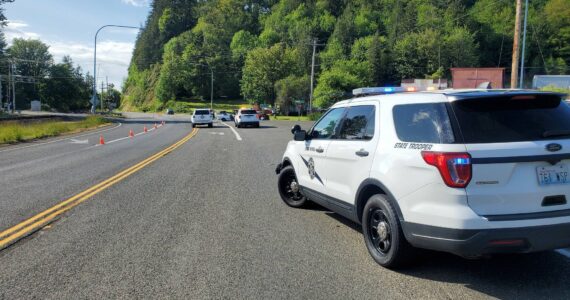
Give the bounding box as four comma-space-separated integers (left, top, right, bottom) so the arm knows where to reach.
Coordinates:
352, 87, 412, 97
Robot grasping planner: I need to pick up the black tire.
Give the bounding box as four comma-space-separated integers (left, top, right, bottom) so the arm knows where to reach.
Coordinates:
208, 123, 213, 128
192, 123, 196, 128
277, 166, 307, 208
255, 123, 260, 128
362, 194, 417, 268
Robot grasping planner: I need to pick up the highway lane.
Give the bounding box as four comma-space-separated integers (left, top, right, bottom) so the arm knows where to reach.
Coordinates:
0, 114, 193, 232
1, 120, 570, 299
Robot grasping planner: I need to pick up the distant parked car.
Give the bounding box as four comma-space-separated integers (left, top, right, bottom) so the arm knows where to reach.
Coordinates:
218, 111, 231, 121
165, 108, 174, 115
257, 110, 270, 120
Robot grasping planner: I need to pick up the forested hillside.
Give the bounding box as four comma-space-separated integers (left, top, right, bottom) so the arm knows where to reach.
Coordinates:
122, 0, 570, 112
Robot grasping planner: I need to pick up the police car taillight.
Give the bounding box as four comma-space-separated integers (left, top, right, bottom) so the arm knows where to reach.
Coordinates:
421, 152, 472, 188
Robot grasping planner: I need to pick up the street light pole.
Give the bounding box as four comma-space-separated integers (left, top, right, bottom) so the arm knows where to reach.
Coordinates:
91, 24, 140, 114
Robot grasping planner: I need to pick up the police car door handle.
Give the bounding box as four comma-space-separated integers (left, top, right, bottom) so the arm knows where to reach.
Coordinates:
316, 147, 324, 153
355, 149, 369, 157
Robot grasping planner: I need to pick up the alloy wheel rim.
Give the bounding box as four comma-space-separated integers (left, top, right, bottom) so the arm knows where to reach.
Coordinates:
368, 208, 392, 255
281, 172, 303, 202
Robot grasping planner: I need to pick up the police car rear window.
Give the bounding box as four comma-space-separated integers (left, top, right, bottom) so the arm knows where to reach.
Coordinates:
241, 110, 257, 114
393, 103, 455, 144
452, 95, 570, 143
194, 110, 210, 115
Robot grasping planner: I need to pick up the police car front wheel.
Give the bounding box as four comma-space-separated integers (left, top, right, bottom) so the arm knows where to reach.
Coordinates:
277, 166, 307, 208
362, 194, 416, 268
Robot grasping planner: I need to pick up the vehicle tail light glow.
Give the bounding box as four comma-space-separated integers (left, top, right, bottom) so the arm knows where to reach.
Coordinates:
406, 87, 416, 92
421, 152, 472, 188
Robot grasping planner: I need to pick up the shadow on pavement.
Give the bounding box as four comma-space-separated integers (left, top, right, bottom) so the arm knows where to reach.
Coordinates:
321, 208, 570, 299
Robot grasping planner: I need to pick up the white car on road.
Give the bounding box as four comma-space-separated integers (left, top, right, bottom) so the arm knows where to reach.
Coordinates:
276, 88, 570, 268
218, 111, 231, 121
192, 109, 213, 128
234, 109, 259, 128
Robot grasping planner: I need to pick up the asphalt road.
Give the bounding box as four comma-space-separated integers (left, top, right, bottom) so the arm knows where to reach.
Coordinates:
1, 115, 570, 299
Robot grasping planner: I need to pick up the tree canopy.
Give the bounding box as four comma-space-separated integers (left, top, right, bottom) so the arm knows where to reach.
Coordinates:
123, 0, 570, 110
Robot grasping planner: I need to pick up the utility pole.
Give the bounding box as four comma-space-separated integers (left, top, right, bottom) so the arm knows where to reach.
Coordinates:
309, 38, 324, 114
11, 61, 16, 113
0, 74, 3, 111
106, 76, 109, 111
510, 0, 523, 89
101, 81, 105, 111
6, 61, 11, 113
519, 0, 529, 89
210, 70, 213, 110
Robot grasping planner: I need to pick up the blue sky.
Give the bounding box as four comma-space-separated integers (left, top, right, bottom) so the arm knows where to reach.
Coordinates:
3, 0, 151, 88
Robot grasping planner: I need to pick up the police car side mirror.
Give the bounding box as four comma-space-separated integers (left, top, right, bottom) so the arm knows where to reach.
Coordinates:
294, 130, 307, 141
291, 124, 302, 134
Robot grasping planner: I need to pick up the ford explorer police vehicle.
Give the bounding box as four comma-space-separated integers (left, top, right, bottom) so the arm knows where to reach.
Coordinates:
275, 87, 570, 268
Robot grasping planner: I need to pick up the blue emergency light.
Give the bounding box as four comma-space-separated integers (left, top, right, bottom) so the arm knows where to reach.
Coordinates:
352, 87, 412, 97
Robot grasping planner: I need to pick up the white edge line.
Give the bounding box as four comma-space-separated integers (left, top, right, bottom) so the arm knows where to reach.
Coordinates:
0, 122, 122, 153
556, 249, 570, 259
220, 122, 242, 141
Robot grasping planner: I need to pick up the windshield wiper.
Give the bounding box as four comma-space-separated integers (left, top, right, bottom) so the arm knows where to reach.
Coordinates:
543, 130, 570, 138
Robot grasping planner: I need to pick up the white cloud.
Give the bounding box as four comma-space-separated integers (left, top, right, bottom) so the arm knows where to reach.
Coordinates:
4, 20, 40, 41
3, 20, 136, 89
121, 0, 150, 7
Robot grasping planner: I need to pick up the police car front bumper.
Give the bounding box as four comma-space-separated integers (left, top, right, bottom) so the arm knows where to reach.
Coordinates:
403, 221, 570, 258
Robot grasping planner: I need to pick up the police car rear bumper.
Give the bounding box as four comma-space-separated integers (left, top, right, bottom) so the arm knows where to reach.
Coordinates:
403, 221, 570, 258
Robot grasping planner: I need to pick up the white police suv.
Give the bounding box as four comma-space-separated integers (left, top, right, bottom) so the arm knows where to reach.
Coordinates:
275, 88, 570, 268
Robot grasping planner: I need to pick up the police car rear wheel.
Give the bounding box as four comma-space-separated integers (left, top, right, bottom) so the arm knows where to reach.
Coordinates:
363, 194, 416, 268
278, 166, 307, 208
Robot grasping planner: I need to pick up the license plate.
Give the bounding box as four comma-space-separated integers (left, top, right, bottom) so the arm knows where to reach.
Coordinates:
537, 164, 569, 185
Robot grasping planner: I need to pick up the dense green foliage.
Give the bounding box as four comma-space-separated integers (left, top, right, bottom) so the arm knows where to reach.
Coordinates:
123, 0, 570, 110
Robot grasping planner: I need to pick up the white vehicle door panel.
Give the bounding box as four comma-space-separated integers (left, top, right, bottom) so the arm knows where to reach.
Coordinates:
325, 103, 379, 205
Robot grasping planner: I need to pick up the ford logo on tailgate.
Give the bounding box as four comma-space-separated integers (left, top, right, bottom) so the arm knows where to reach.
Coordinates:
546, 143, 563, 152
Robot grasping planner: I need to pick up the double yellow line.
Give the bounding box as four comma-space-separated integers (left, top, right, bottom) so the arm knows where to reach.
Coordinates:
0, 128, 199, 250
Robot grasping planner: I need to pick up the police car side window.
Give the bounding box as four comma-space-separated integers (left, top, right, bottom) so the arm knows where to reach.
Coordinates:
339, 105, 375, 140
310, 107, 346, 139
393, 103, 455, 143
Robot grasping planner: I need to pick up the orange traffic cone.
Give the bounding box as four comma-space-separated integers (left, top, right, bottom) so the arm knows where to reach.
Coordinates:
144, 125, 148, 133
99, 135, 105, 145
129, 129, 134, 138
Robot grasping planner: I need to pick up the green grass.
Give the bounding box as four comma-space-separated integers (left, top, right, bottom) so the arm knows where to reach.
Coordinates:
0, 116, 109, 144
272, 115, 312, 121
540, 85, 570, 96
273, 112, 322, 121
